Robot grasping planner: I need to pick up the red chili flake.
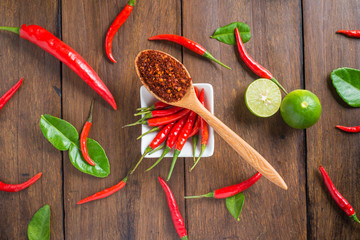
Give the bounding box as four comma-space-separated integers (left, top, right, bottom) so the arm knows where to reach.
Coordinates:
136, 50, 191, 102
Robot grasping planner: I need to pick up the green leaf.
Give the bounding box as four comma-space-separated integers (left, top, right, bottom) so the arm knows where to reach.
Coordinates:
211, 22, 251, 45
69, 139, 110, 178
40, 114, 110, 178
225, 193, 245, 221
331, 67, 360, 107
40, 114, 78, 151
27, 204, 50, 240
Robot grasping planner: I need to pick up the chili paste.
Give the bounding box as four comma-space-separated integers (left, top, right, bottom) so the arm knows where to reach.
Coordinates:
137, 50, 191, 102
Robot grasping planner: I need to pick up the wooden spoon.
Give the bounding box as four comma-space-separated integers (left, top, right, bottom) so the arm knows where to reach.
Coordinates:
135, 49, 287, 190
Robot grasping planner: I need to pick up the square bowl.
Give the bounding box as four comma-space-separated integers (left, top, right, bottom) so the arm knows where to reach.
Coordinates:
140, 83, 214, 158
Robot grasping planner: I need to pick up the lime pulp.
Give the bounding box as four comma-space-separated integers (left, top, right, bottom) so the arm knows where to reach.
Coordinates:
245, 78, 282, 118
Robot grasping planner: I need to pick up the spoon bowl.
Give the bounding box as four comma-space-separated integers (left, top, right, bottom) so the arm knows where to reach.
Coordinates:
135, 49, 287, 190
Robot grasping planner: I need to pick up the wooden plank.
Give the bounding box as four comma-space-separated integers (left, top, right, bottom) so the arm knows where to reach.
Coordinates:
0, 0, 63, 239
183, 0, 306, 239
303, 0, 360, 238
61, 0, 182, 239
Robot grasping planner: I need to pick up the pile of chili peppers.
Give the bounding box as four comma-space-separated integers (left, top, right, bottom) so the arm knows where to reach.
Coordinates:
125, 87, 210, 180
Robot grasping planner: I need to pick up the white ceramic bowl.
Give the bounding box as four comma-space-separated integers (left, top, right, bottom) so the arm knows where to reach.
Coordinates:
140, 83, 214, 158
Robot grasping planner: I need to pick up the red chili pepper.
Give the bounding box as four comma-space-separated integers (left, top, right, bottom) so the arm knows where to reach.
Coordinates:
158, 177, 188, 240
0, 78, 23, 111
124, 109, 190, 127
146, 109, 190, 127
148, 143, 165, 155
188, 115, 200, 138
188, 87, 200, 138
80, 100, 95, 166
0, 25, 117, 110
235, 28, 287, 94
185, 172, 261, 199
0, 172, 42, 192
188, 87, 201, 163
337, 30, 360, 38
146, 115, 189, 172
167, 110, 197, 181
166, 88, 199, 180
336, 125, 360, 133
319, 166, 360, 224
136, 101, 170, 112
136, 106, 183, 122
130, 122, 175, 174
190, 89, 209, 171
137, 125, 165, 140
149, 34, 231, 70
77, 176, 128, 204
105, 0, 135, 63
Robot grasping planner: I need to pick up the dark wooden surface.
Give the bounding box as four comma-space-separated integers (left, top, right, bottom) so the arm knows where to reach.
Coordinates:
0, 0, 359, 239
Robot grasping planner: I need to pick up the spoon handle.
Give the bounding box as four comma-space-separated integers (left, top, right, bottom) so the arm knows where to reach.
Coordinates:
191, 100, 288, 190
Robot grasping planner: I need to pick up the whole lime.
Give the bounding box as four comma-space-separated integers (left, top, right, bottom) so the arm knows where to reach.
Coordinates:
280, 90, 321, 129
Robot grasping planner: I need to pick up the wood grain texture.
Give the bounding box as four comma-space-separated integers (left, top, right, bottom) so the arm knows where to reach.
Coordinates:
182, 0, 306, 239
0, 0, 63, 239
61, 0, 183, 239
303, 0, 360, 238
1, 0, 360, 239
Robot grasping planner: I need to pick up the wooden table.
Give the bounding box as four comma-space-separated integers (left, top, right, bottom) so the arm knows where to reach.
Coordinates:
1, 0, 359, 239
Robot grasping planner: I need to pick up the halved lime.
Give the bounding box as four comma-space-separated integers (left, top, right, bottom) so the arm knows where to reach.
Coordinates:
245, 78, 282, 117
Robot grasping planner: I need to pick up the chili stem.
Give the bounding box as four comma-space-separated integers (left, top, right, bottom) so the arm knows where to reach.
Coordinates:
136, 106, 152, 111
190, 144, 205, 172
184, 192, 214, 199
167, 149, 181, 181
0, 26, 20, 35
130, 148, 151, 174
137, 127, 159, 140
123, 118, 146, 127
145, 146, 171, 172
149, 144, 164, 155
87, 99, 94, 122
203, 51, 231, 70
270, 77, 288, 95
351, 214, 360, 224
134, 110, 151, 116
